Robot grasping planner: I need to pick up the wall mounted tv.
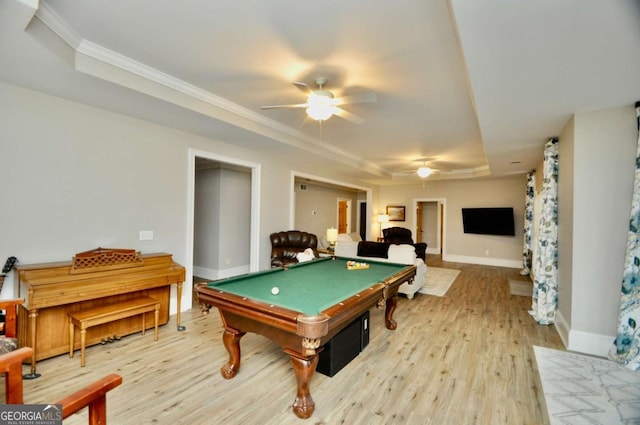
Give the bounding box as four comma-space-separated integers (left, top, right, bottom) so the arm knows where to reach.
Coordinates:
461, 207, 515, 236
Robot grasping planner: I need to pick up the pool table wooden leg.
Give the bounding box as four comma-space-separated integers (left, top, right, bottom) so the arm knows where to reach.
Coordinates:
221, 328, 245, 379
288, 351, 318, 419
385, 296, 398, 330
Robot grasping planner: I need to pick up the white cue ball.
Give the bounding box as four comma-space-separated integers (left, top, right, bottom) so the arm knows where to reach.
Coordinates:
271, 286, 280, 295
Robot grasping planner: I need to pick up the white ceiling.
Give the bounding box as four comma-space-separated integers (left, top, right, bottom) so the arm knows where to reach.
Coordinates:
2, 0, 640, 185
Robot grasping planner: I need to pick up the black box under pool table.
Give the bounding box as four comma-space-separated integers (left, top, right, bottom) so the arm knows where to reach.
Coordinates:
316, 310, 370, 377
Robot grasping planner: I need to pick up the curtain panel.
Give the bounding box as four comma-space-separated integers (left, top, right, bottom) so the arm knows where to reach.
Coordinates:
521, 171, 535, 275
530, 138, 559, 325
609, 101, 640, 371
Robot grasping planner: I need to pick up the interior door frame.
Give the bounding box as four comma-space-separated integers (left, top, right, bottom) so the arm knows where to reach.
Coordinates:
186, 148, 261, 309
412, 197, 447, 256
337, 198, 351, 234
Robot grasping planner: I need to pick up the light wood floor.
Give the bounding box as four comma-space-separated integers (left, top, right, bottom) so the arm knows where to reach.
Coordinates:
5, 256, 563, 424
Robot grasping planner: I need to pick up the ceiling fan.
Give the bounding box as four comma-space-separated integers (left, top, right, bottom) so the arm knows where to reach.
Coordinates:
392, 160, 443, 179
261, 77, 377, 124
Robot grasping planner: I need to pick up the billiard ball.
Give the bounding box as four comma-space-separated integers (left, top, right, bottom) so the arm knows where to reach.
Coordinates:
271, 286, 280, 295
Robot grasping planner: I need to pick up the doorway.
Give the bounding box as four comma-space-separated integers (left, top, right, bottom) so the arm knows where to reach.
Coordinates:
358, 201, 367, 240
413, 198, 446, 255
186, 149, 260, 310
337, 199, 351, 234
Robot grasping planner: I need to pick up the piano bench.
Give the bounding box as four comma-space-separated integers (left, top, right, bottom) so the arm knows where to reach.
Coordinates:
68, 296, 160, 367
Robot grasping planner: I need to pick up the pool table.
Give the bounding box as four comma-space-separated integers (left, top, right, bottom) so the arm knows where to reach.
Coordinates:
197, 256, 416, 419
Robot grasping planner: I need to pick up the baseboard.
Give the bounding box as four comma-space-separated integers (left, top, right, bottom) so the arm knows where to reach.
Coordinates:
426, 247, 440, 255
193, 265, 250, 281
567, 329, 615, 358
553, 310, 614, 358
442, 254, 521, 268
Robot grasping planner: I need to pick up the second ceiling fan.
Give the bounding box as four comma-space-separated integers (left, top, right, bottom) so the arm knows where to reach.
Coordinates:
261, 77, 377, 124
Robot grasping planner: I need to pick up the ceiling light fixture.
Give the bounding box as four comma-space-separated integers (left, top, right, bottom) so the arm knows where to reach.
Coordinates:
417, 166, 432, 178
306, 92, 335, 121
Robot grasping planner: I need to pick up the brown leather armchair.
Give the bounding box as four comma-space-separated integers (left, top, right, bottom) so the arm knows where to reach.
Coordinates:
270, 230, 318, 268
382, 227, 427, 261
382, 227, 413, 244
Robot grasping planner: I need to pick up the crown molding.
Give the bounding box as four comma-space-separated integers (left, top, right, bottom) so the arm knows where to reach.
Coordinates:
31, 1, 389, 178
35, 1, 82, 48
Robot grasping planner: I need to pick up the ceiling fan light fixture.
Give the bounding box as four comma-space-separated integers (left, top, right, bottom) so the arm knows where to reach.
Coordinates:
306, 92, 335, 121
306, 104, 333, 121
262, 77, 374, 124
417, 166, 432, 178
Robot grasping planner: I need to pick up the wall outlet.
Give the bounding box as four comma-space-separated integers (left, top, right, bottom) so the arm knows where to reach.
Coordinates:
139, 230, 154, 241
485, 250, 489, 256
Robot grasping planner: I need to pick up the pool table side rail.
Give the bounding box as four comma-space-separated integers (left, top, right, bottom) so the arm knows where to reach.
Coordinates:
319, 264, 416, 330
197, 263, 416, 343
197, 286, 310, 335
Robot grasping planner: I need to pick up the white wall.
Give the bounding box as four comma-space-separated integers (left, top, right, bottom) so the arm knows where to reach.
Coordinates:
294, 182, 362, 244
218, 168, 252, 270
556, 118, 575, 345
556, 105, 636, 356
0, 82, 368, 310
194, 167, 251, 280
194, 168, 222, 271
379, 175, 526, 267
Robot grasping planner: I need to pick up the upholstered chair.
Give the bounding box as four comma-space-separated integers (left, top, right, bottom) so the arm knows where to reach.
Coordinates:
382, 227, 414, 244
270, 230, 318, 268
382, 227, 427, 261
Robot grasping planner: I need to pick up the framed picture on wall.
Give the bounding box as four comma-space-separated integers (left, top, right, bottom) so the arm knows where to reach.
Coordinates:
386, 205, 405, 221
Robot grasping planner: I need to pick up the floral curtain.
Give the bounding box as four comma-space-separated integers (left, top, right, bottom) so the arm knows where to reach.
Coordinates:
521, 171, 535, 275
609, 101, 640, 371
530, 138, 559, 325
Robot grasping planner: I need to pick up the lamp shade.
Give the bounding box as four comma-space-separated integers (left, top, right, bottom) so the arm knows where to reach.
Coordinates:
377, 214, 389, 223
326, 227, 338, 243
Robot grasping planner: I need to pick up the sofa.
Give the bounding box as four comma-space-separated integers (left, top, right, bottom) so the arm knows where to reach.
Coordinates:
382, 227, 427, 261
270, 230, 318, 268
334, 236, 427, 299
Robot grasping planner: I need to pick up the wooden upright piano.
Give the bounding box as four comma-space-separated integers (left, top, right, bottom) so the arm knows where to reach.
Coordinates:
14, 248, 186, 377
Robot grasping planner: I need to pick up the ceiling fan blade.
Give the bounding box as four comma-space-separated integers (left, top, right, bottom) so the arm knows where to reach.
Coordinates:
334, 92, 377, 106
261, 103, 308, 110
293, 81, 314, 95
333, 107, 365, 124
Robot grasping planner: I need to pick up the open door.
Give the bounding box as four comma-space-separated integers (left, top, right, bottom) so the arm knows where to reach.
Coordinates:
416, 203, 424, 243
338, 199, 350, 233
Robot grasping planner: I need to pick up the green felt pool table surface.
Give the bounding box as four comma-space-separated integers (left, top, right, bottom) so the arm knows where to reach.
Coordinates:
206, 257, 408, 316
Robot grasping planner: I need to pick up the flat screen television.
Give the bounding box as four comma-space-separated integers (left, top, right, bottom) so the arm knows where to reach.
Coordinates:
461, 207, 515, 236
